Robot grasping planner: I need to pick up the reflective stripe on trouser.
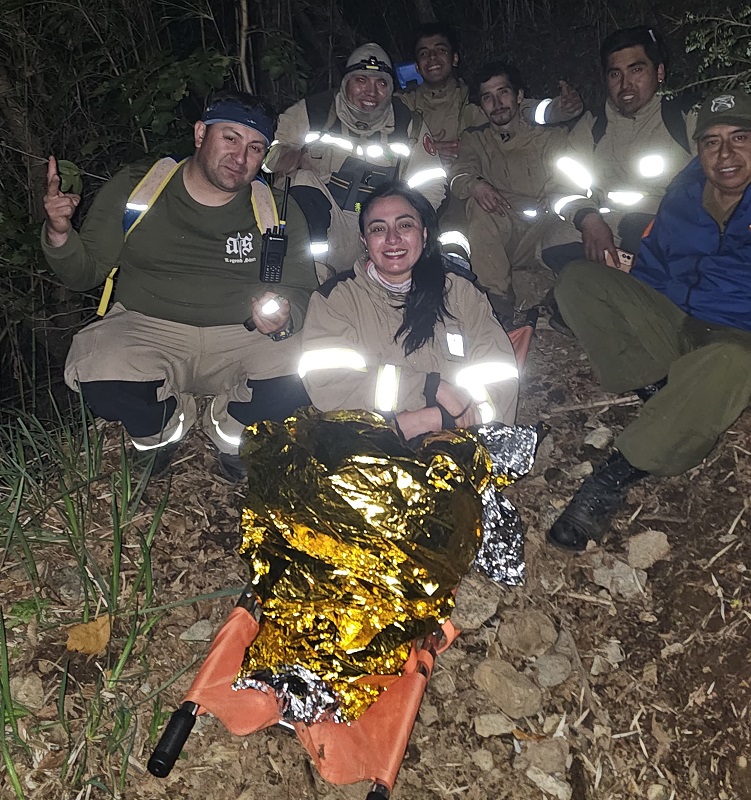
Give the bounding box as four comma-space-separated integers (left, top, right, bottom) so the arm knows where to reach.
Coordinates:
555, 260, 751, 476
438, 194, 471, 259
64, 303, 303, 455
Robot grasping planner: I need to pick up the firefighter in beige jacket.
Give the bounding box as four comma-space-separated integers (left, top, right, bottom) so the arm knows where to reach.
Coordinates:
265, 43, 446, 274
299, 185, 518, 437
449, 62, 571, 319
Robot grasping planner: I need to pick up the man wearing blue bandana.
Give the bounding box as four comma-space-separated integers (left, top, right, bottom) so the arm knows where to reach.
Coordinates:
41, 90, 317, 481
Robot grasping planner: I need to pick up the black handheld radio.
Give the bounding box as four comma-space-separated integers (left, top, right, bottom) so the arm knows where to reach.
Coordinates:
259, 177, 290, 283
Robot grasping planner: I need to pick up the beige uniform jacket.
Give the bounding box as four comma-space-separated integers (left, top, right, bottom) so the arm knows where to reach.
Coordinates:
300, 262, 519, 424
450, 119, 569, 211
265, 96, 446, 210
556, 95, 696, 224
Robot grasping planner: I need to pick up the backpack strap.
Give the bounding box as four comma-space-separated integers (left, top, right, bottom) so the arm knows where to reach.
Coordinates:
591, 104, 607, 145
250, 175, 280, 233
660, 95, 697, 154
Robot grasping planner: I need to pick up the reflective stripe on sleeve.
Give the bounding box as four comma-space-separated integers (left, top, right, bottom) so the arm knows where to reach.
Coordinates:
606, 191, 644, 206
374, 364, 400, 412
438, 231, 471, 257
390, 143, 411, 157
455, 362, 519, 401
407, 167, 447, 188
320, 133, 353, 151
298, 347, 367, 378
533, 98, 553, 125
553, 194, 588, 217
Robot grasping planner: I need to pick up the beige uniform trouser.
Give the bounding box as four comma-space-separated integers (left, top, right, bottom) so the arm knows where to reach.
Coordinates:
64, 303, 301, 454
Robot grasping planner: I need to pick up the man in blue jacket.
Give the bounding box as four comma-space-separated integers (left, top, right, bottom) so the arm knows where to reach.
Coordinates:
548, 91, 751, 553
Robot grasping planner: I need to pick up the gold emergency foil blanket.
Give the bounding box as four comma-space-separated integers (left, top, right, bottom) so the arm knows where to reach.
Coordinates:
234, 408, 535, 722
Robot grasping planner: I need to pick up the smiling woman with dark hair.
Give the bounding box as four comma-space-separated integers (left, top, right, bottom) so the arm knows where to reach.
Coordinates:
298, 182, 519, 440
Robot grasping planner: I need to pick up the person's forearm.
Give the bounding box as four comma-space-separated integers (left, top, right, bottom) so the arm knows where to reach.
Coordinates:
395, 407, 441, 439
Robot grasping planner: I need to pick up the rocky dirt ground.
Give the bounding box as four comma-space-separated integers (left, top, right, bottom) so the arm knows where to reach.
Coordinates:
3, 272, 750, 800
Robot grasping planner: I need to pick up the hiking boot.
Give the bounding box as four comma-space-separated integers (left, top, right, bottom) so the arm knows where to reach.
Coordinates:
547, 299, 573, 337
132, 441, 180, 478
633, 376, 667, 403
547, 451, 648, 553
217, 451, 247, 483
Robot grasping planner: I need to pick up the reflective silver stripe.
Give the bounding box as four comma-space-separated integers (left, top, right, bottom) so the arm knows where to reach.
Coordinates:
438, 231, 471, 257
455, 362, 519, 401
553, 194, 588, 216
208, 398, 242, 448
407, 167, 447, 188
367, 145, 384, 158
639, 154, 664, 177
522, 209, 537, 218
556, 156, 593, 191
607, 191, 644, 206
533, 97, 553, 125
298, 347, 367, 378
599, 207, 611, 214
126, 202, 149, 212
356, 145, 364, 156
449, 172, 470, 191
477, 401, 494, 424
310, 242, 329, 255
305, 132, 321, 143
390, 143, 411, 157
374, 364, 400, 412
132, 412, 186, 451
320, 133, 353, 151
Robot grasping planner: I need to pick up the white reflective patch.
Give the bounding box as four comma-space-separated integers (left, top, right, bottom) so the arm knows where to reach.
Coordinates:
553, 194, 587, 217
556, 156, 593, 191
607, 191, 644, 206
523, 209, 538, 218
390, 143, 411, 157
305, 132, 321, 143
446, 332, 465, 357
356, 146, 364, 156
131, 412, 186, 451
455, 362, 519, 401
310, 242, 329, 255
438, 231, 471, 257
638, 154, 665, 177
126, 202, 149, 212
534, 97, 553, 125
407, 167, 447, 188
366, 145, 384, 158
208, 399, 242, 447
478, 401, 494, 424
599, 207, 611, 214
320, 133, 353, 151
299, 347, 367, 378
374, 364, 399, 412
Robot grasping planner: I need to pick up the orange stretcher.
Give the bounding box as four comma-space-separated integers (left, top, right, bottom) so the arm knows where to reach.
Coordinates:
147, 310, 538, 798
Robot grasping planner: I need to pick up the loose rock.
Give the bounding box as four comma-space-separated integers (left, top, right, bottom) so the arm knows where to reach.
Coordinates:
179, 619, 213, 641
533, 654, 572, 688
452, 569, 503, 630
10, 674, 45, 711
514, 737, 569, 775
646, 784, 669, 800
471, 749, 495, 771
627, 530, 671, 569
524, 766, 572, 800
474, 712, 516, 737
418, 701, 439, 727
590, 552, 647, 601
584, 426, 613, 450
498, 610, 558, 656
474, 659, 543, 719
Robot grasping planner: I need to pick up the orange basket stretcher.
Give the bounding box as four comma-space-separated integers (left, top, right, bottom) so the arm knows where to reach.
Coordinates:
147, 310, 538, 798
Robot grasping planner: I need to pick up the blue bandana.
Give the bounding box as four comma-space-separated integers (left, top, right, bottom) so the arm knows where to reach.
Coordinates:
202, 100, 275, 144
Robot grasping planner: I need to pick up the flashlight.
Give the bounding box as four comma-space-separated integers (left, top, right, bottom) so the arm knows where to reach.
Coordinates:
243, 295, 284, 332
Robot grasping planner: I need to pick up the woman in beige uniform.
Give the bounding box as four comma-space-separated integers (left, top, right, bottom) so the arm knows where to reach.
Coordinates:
299, 183, 519, 438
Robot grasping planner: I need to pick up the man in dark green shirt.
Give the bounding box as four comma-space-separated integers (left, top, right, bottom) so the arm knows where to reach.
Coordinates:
42, 90, 317, 479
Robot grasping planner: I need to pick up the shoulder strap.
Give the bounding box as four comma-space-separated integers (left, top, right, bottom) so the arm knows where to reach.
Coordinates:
591, 104, 607, 145
660, 95, 696, 154
123, 157, 185, 239
305, 90, 338, 132
250, 176, 279, 233
392, 98, 417, 139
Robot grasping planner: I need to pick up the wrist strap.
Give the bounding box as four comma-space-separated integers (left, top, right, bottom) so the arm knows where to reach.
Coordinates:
423, 372, 440, 406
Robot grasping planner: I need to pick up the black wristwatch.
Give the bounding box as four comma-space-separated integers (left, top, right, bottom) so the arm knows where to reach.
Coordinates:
267, 319, 294, 341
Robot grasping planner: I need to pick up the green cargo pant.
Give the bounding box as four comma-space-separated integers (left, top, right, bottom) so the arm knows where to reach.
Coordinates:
554, 260, 751, 476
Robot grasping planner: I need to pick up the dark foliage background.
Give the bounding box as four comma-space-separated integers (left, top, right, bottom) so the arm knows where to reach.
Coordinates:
0, 0, 748, 409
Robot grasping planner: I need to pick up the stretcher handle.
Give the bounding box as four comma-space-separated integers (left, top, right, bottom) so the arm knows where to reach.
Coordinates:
366, 781, 390, 799
147, 701, 198, 777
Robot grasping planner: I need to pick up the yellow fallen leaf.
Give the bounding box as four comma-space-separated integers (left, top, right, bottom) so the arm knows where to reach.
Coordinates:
66, 616, 111, 654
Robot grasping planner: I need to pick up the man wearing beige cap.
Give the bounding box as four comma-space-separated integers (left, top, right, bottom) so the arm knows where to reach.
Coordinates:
546, 91, 751, 553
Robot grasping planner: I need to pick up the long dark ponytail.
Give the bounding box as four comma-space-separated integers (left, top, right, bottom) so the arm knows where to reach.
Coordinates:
358, 183, 452, 356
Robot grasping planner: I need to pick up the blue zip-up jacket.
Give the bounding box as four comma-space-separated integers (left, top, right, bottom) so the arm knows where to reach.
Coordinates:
632, 157, 751, 331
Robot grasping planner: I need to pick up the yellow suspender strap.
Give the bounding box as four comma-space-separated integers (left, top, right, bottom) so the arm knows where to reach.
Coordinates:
96, 157, 185, 316
250, 177, 279, 233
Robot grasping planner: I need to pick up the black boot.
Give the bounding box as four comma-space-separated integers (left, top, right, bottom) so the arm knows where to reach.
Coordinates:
132, 441, 180, 478
547, 451, 648, 553
633, 376, 667, 403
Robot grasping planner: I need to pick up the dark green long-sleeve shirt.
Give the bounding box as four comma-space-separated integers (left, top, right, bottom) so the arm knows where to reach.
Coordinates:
41, 161, 317, 328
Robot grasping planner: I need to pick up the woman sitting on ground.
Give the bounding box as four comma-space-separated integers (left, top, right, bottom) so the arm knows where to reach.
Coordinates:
299, 182, 519, 437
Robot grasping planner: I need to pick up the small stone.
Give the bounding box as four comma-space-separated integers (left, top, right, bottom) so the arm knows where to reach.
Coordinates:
737, 755, 748, 769
533, 654, 571, 688
474, 659, 543, 719
429, 669, 456, 698
471, 749, 494, 771
642, 662, 658, 684
474, 712, 516, 737
584, 426, 613, 450
523, 766, 572, 800
514, 737, 569, 775
627, 530, 671, 569
418, 701, 439, 727
569, 461, 593, 480
590, 552, 647, 601
10, 674, 44, 711
590, 655, 610, 676
452, 570, 503, 630
660, 642, 685, 660
498, 610, 558, 656
646, 784, 669, 800
179, 619, 213, 642
601, 639, 625, 666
